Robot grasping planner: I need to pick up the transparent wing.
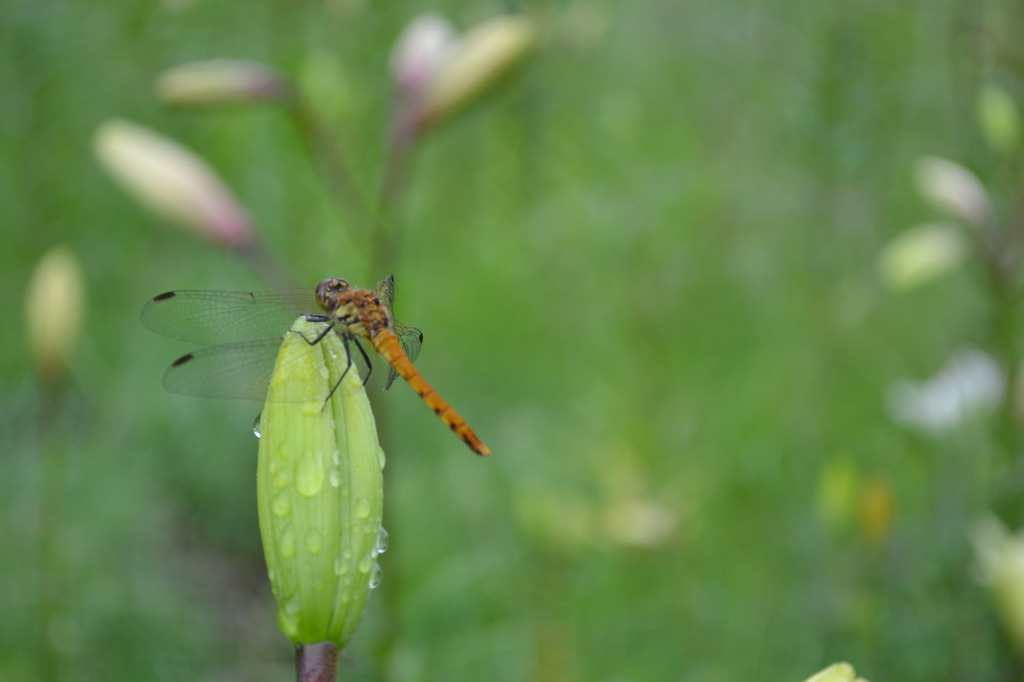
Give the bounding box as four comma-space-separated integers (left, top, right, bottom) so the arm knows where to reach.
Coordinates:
161, 338, 289, 400
141, 289, 317, 345
384, 324, 424, 390
375, 274, 396, 311
375, 275, 424, 389
160, 327, 368, 402
396, 324, 422, 363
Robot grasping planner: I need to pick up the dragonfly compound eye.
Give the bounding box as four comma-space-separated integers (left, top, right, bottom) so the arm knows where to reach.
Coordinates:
315, 278, 350, 301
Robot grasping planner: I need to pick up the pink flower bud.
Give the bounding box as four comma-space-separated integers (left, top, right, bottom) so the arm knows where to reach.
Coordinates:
93, 119, 253, 249
391, 14, 539, 135
390, 14, 458, 100
914, 156, 991, 229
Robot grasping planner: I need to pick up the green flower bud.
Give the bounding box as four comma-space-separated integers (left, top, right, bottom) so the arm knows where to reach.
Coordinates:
877, 221, 966, 292
976, 83, 1020, 157
257, 317, 385, 647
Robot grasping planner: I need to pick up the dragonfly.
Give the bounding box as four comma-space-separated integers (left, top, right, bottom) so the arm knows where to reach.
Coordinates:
141, 275, 490, 456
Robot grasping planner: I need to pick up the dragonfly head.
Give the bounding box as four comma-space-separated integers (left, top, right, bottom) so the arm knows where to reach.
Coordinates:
315, 278, 351, 307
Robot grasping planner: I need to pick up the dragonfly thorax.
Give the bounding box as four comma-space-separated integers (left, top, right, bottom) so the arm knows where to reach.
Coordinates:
315, 278, 394, 340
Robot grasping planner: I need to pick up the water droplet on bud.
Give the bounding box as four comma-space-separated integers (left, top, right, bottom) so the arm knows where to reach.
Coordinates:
369, 562, 383, 589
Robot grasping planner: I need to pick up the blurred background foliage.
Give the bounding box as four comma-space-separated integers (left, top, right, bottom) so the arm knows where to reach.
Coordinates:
6, 0, 1024, 680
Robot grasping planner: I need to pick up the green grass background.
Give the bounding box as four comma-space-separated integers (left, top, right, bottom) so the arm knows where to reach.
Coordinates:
3, 0, 1022, 680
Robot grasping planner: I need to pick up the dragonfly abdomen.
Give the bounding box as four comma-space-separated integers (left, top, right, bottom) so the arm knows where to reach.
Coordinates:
371, 331, 491, 456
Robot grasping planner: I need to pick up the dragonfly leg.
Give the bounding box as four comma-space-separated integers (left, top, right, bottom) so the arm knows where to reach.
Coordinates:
321, 332, 372, 410
350, 337, 373, 386
322, 339, 352, 409
293, 316, 335, 345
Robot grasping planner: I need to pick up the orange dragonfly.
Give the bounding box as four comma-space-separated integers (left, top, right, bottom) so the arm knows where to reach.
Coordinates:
142, 275, 490, 456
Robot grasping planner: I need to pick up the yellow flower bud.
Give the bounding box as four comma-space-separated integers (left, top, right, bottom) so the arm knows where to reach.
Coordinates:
802, 662, 858, 682
973, 516, 1024, 654
816, 457, 858, 532
156, 59, 290, 107
858, 476, 893, 547
257, 317, 385, 647
24, 245, 85, 384
93, 119, 253, 249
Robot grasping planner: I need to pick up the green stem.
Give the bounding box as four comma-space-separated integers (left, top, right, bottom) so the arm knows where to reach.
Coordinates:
35, 382, 68, 682
371, 121, 416, 278
239, 233, 300, 290
284, 94, 373, 245
990, 187, 1024, 519
992, 263, 1019, 453
365, 115, 419, 682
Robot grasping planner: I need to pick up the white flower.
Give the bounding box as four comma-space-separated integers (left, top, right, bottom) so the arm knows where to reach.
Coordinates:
886, 348, 1003, 432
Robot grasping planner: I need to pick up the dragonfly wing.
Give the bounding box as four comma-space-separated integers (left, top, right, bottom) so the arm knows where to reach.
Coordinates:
161, 338, 284, 400
161, 333, 345, 402
142, 289, 315, 345
374, 275, 424, 390
385, 324, 423, 390
375, 274, 395, 311
396, 324, 423, 363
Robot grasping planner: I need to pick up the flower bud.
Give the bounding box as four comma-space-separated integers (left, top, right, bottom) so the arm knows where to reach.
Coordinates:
24, 245, 85, 384
976, 83, 1020, 157
973, 516, 1024, 654
390, 14, 459, 99
858, 476, 893, 547
156, 59, 290, 107
914, 156, 991, 229
93, 119, 253, 249
877, 222, 966, 292
257, 317, 385, 647
410, 15, 538, 132
802, 663, 859, 682
816, 457, 858, 532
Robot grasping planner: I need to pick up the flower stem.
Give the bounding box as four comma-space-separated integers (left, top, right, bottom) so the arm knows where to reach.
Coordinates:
285, 94, 372, 240
295, 642, 340, 682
